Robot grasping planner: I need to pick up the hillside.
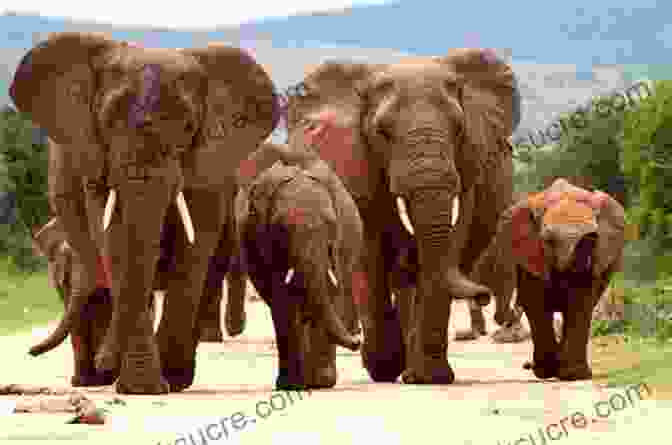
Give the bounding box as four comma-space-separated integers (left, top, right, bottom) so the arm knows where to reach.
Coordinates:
2, 6, 669, 140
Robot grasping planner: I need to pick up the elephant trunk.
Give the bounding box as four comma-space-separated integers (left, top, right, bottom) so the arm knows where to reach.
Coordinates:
405, 189, 491, 304
297, 236, 361, 351
389, 136, 493, 304
29, 206, 99, 356
28, 258, 89, 355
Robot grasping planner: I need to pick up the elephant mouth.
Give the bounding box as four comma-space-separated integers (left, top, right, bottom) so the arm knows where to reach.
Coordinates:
395, 195, 460, 235
572, 233, 597, 274
283, 266, 339, 286
102, 188, 195, 244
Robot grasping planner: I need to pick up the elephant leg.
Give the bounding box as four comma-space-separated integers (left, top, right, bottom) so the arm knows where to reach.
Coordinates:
264, 275, 306, 391
390, 271, 417, 367
454, 299, 487, 341
359, 210, 405, 383
517, 269, 559, 379
224, 269, 248, 337
303, 322, 338, 389
156, 189, 224, 392
72, 288, 117, 386
556, 279, 606, 381
197, 250, 227, 343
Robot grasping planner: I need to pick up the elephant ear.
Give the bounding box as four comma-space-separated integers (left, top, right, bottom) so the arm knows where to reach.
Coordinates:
182, 45, 279, 185
473, 199, 546, 285
287, 62, 377, 202
509, 201, 547, 277
9, 32, 118, 173
593, 192, 626, 278
438, 49, 519, 191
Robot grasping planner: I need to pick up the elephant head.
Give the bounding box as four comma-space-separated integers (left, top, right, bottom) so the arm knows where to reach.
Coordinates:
284, 49, 519, 305
511, 179, 625, 279
10, 33, 278, 391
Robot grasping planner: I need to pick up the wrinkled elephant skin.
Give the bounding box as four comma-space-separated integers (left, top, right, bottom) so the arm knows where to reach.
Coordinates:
276, 49, 521, 383
232, 144, 363, 390
10, 32, 278, 394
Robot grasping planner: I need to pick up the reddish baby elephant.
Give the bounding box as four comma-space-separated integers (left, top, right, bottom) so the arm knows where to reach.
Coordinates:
473, 179, 626, 380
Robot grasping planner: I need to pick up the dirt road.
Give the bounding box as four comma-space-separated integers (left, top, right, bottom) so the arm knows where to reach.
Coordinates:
0, 291, 664, 445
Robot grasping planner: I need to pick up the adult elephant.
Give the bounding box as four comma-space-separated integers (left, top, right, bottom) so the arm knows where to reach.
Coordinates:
474, 179, 626, 380
240, 49, 523, 384
9, 32, 279, 394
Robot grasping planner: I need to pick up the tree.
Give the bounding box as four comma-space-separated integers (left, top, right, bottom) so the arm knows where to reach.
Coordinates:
513, 93, 631, 207
622, 80, 672, 251
0, 109, 50, 270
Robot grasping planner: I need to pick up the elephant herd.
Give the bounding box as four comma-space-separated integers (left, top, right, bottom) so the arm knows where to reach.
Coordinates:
13, 32, 627, 394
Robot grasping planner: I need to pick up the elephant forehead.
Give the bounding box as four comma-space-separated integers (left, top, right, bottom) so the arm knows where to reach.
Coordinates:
528, 187, 606, 213
111, 46, 196, 76
542, 198, 596, 227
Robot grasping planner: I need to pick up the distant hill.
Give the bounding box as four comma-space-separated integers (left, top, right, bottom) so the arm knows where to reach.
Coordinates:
1, 6, 669, 142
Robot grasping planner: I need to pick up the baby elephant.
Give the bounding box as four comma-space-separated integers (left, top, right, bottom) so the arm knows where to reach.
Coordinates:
233, 150, 362, 391
474, 178, 626, 380
31, 217, 124, 386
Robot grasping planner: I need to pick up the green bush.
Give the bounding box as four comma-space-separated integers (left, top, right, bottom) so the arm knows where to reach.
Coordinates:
0, 108, 50, 271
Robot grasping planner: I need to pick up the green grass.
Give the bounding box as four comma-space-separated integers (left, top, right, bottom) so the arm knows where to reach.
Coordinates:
592, 335, 672, 399
0, 258, 63, 336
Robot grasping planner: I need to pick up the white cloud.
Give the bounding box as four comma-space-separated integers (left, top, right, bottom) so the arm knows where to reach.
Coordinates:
2, 0, 390, 29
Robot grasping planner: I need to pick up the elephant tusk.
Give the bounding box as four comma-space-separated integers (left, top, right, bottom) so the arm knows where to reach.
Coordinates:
284, 268, 295, 284
451, 195, 460, 227
396, 197, 415, 235
328, 268, 339, 286
176, 192, 195, 244
103, 189, 117, 231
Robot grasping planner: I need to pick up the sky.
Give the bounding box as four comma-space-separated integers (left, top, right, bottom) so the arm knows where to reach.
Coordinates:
0, 0, 391, 28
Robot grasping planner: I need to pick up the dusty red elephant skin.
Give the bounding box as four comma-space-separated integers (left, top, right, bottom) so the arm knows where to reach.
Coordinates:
512, 188, 611, 277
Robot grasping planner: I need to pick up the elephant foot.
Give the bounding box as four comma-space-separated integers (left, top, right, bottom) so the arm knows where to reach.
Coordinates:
116, 350, 170, 395
199, 325, 224, 343
454, 328, 481, 341
556, 362, 592, 381
361, 305, 405, 382
162, 363, 197, 392
275, 370, 308, 391
523, 357, 559, 380
306, 363, 337, 389
116, 376, 170, 394
490, 321, 531, 344
401, 361, 455, 384
225, 309, 247, 337
71, 370, 118, 387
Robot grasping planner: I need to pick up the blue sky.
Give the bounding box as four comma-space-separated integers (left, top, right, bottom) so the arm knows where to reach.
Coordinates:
1, 0, 390, 28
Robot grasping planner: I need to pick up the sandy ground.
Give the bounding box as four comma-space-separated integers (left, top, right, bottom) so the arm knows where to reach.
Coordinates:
0, 287, 668, 445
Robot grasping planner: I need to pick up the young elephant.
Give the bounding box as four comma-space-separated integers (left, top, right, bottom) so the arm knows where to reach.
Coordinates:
32, 217, 128, 386
233, 149, 363, 390
474, 179, 626, 380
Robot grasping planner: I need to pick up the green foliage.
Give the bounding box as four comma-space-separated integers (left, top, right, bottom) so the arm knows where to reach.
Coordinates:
0, 109, 50, 271
622, 80, 672, 250
513, 93, 631, 205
